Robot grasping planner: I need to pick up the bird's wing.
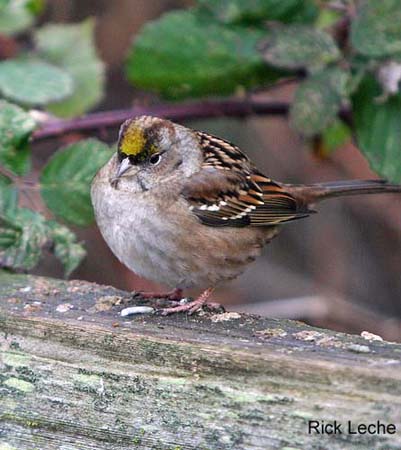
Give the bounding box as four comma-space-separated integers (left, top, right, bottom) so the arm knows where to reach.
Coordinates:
182, 131, 311, 227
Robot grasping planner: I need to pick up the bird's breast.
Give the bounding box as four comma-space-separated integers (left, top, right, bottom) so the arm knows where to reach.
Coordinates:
91, 174, 279, 289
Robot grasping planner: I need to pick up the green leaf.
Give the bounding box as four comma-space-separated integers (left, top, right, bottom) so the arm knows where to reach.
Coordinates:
0, 204, 85, 274
126, 10, 280, 99
3, 141, 31, 176
260, 25, 340, 71
197, 0, 318, 25
315, 8, 342, 30
40, 139, 113, 226
351, 0, 401, 57
35, 19, 105, 117
0, 59, 74, 106
289, 1, 318, 24
353, 76, 401, 182
0, 208, 48, 270
321, 119, 351, 153
0, 0, 10, 12
290, 67, 349, 136
47, 221, 86, 277
0, 100, 36, 175
0, 0, 39, 35
0, 173, 17, 215
26, 0, 45, 15
0, 214, 20, 250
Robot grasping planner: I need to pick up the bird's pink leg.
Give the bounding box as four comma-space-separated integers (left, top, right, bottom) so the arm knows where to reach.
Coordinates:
136, 288, 183, 301
160, 287, 222, 315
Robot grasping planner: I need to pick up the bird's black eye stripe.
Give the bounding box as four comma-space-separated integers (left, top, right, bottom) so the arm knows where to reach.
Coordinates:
118, 151, 128, 163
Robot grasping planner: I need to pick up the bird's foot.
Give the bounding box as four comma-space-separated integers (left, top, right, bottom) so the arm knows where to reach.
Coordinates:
133, 289, 182, 309
160, 288, 223, 315
135, 288, 182, 302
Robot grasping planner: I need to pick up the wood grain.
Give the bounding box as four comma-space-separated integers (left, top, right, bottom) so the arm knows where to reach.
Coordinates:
0, 272, 400, 449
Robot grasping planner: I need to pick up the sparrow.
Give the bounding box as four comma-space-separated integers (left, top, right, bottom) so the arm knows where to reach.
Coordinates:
91, 115, 401, 314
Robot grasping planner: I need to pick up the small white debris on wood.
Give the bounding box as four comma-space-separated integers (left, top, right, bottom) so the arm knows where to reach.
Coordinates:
210, 312, 241, 322
179, 298, 191, 305
19, 286, 32, 293
347, 343, 371, 354
56, 303, 74, 313
361, 331, 383, 342
120, 306, 155, 317
293, 330, 323, 342
98, 378, 105, 396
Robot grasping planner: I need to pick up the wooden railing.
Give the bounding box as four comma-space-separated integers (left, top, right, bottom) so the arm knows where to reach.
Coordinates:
1, 272, 400, 449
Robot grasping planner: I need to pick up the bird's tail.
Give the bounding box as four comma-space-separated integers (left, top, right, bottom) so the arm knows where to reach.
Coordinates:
285, 179, 401, 205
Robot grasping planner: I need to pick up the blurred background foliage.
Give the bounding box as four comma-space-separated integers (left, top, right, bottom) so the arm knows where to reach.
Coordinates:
1, 0, 401, 340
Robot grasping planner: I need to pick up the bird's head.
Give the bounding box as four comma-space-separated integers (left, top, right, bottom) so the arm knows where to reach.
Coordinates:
112, 115, 201, 190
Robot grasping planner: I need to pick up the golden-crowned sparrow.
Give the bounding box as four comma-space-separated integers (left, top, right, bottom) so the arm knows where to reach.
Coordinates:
91, 116, 401, 314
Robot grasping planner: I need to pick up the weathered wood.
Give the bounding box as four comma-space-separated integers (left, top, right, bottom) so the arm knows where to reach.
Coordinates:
0, 272, 400, 450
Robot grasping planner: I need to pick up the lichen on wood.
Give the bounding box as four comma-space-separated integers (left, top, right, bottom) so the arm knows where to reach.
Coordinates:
0, 272, 401, 449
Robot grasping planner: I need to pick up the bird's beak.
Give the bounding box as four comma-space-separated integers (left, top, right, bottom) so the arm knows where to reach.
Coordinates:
111, 157, 132, 186
115, 157, 132, 178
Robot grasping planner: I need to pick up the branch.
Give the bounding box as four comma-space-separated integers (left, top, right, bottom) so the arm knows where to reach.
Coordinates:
0, 164, 18, 181
31, 98, 290, 141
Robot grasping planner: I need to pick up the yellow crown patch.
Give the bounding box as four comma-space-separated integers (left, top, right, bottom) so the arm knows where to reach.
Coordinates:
119, 126, 147, 157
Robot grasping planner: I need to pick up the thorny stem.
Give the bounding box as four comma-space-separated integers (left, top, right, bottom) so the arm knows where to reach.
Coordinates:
0, 164, 39, 191
31, 98, 291, 141
0, 165, 18, 182
2, 97, 291, 189
1, 96, 351, 186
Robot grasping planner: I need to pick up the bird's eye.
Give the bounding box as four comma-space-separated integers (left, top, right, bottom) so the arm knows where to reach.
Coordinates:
149, 153, 162, 165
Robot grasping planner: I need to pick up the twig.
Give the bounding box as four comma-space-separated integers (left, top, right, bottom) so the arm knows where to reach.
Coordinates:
31, 98, 291, 141
0, 165, 18, 182
0, 164, 39, 192
323, 1, 348, 12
